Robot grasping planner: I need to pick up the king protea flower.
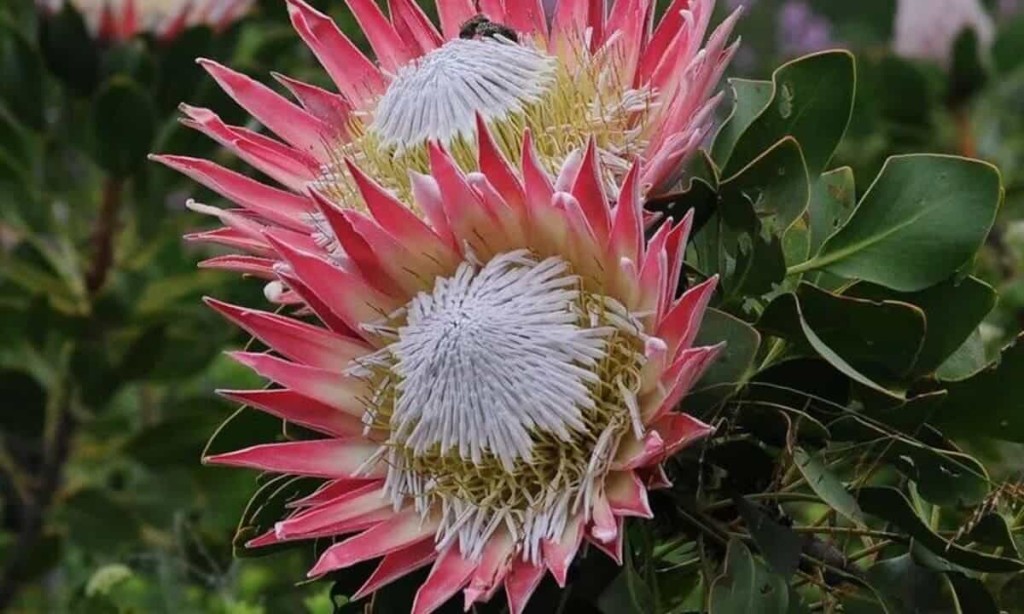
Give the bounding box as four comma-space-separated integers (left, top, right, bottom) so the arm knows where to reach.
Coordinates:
37, 0, 254, 42
152, 0, 739, 279
202, 137, 723, 613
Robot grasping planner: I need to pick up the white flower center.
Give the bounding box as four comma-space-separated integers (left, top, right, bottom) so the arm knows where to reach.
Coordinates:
352, 251, 648, 561
390, 252, 609, 470
369, 38, 557, 152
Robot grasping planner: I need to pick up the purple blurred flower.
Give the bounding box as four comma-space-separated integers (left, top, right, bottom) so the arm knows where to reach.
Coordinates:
1000, 0, 1023, 17
777, 0, 834, 57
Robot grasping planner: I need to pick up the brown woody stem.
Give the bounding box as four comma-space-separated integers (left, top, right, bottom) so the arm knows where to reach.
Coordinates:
85, 177, 125, 296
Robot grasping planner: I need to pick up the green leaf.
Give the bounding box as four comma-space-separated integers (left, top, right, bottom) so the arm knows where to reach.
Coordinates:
117, 325, 168, 382
124, 399, 226, 468
648, 178, 718, 241
735, 498, 803, 578
736, 403, 830, 448
866, 554, 953, 613
807, 167, 857, 258
0, 255, 86, 315
0, 21, 44, 129
1000, 573, 1024, 606
688, 308, 761, 413
726, 230, 787, 305
792, 447, 864, 526
155, 26, 214, 112
933, 334, 1024, 442
759, 284, 926, 393
712, 78, 773, 168
864, 390, 946, 436
846, 276, 996, 374
782, 219, 811, 268
134, 271, 228, 315
831, 417, 989, 507
967, 514, 1022, 560
790, 155, 1002, 292
90, 77, 157, 177
63, 489, 142, 553
708, 540, 790, 614
720, 137, 810, 235
724, 51, 856, 177
714, 174, 788, 307
759, 292, 886, 394
85, 564, 135, 598
994, 15, 1024, 74
39, 3, 99, 96
0, 532, 62, 588
872, 56, 935, 130
0, 367, 46, 438
102, 39, 156, 87
948, 575, 999, 614
0, 103, 32, 179
598, 547, 656, 613
708, 440, 778, 494
232, 475, 320, 558
935, 328, 989, 382
202, 406, 286, 460
858, 488, 1023, 573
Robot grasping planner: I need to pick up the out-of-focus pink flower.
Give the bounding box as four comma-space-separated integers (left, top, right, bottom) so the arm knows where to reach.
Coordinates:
204, 139, 722, 614
153, 0, 740, 287
893, 0, 994, 66
37, 0, 254, 42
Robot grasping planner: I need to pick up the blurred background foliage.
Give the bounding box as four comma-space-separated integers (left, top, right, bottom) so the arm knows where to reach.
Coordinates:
2, 0, 1024, 612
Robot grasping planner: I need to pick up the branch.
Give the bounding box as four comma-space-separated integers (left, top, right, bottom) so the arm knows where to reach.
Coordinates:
0, 363, 75, 609
85, 177, 124, 296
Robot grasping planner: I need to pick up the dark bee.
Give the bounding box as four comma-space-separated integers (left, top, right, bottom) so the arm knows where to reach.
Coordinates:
459, 14, 519, 43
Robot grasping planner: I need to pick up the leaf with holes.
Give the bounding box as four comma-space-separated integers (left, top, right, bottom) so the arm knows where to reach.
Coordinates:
720, 137, 810, 235
724, 51, 855, 177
